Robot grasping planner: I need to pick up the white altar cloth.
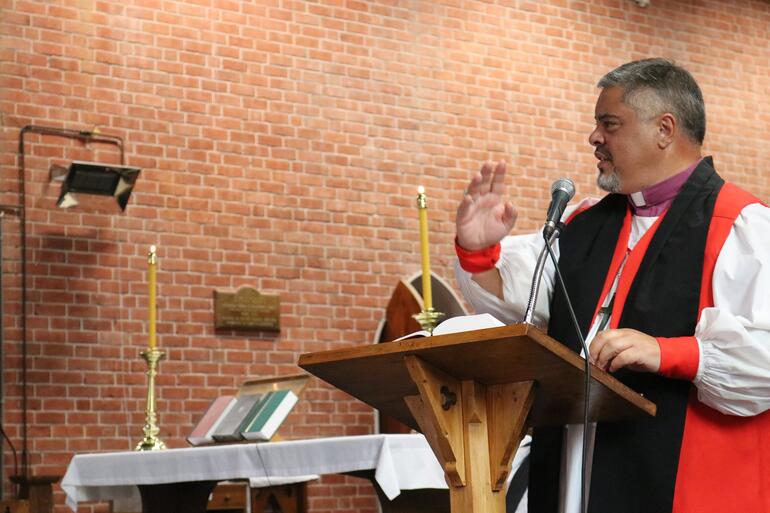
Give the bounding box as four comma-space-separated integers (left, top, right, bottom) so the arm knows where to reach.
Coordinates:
61, 434, 447, 512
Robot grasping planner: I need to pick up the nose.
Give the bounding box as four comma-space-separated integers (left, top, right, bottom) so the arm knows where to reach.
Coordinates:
588, 126, 603, 147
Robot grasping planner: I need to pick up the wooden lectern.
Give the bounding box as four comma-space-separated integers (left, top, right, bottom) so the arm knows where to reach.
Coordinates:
298, 323, 656, 513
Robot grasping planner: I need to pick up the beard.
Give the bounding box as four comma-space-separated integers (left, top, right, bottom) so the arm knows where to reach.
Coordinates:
594, 146, 621, 193
597, 169, 622, 193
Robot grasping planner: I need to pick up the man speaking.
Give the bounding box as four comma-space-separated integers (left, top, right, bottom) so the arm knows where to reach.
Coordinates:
454, 58, 770, 513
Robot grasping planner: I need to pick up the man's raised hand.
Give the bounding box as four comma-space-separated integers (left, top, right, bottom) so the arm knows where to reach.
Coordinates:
456, 160, 517, 251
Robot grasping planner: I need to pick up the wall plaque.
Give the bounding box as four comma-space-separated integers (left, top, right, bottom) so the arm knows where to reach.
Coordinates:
214, 287, 280, 331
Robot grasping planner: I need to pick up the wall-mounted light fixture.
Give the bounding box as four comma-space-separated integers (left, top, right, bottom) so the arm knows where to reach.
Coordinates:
55, 161, 141, 211
6, 125, 130, 490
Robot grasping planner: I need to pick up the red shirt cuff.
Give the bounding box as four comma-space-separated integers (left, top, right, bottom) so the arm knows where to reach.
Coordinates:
455, 238, 501, 274
657, 336, 700, 381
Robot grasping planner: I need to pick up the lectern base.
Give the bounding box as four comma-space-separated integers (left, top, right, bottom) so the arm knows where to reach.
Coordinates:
403, 356, 533, 513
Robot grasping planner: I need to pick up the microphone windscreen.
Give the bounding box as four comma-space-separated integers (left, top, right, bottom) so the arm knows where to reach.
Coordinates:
551, 178, 575, 200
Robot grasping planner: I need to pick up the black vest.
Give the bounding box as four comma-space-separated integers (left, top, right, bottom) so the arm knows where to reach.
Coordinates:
529, 158, 724, 513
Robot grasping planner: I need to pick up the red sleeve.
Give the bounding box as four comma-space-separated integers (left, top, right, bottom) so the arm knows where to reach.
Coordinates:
657, 336, 700, 381
454, 237, 501, 274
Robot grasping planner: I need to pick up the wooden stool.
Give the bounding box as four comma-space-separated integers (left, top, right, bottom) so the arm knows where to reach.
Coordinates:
207, 482, 248, 512
250, 482, 306, 513
206, 481, 307, 513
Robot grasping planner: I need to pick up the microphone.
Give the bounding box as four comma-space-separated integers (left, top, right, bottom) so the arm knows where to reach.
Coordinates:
524, 178, 577, 325
543, 178, 575, 238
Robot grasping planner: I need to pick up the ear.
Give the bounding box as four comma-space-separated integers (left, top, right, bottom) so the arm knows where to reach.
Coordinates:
657, 113, 676, 149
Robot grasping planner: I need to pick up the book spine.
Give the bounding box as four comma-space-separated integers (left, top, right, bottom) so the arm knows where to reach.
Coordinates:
256, 391, 298, 440
211, 395, 260, 442
248, 391, 286, 432
236, 394, 269, 433
186, 396, 234, 446
243, 390, 297, 441
201, 398, 238, 443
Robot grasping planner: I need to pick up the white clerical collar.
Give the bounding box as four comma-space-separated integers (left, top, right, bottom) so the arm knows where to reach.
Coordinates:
629, 191, 646, 208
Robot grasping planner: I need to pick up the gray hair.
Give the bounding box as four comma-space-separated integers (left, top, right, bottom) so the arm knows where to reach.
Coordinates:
598, 58, 706, 145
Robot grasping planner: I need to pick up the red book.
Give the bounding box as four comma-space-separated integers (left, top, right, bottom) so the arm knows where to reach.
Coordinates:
186, 395, 235, 446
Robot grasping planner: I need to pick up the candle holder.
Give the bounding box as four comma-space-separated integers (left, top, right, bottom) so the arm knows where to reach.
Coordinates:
135, 348, 167, 451
413, 308, 445, 335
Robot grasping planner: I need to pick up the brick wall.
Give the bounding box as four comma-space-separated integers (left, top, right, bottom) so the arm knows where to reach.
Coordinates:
1, 0, 769, 511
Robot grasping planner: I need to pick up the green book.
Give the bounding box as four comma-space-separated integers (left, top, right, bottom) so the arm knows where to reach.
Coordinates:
241, 389, 298, 441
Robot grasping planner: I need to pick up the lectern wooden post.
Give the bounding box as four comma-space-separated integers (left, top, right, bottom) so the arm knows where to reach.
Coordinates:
298, 323, 656, 513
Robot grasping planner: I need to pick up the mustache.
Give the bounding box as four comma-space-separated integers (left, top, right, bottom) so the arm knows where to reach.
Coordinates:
595, 146, 612, 161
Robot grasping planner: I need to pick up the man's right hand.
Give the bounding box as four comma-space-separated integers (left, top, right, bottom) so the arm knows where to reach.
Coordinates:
456, 160, 518, 251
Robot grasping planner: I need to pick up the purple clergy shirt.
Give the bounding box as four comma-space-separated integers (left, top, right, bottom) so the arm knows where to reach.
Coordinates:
628, 158, 703, 217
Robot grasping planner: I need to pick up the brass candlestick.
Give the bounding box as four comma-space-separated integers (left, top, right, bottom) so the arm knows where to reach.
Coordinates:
414, 186, 444, 334
135, 245, 165, 451
413, 308, 444, 335
135, 348, 166, 451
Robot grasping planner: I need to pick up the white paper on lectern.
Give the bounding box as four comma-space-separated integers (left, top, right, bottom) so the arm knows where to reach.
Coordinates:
394, 313, 505, 340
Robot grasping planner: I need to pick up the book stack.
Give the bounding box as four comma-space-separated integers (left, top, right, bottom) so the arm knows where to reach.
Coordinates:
187, 389, 299, 446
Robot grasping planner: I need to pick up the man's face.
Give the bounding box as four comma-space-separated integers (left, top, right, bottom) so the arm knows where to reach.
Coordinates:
588, 86, 661, 194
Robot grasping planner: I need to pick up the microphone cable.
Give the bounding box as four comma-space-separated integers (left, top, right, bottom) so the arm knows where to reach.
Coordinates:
544, 223, 591, 513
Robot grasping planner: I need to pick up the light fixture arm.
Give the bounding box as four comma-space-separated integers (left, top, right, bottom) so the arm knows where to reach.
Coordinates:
11, 125, 124, 483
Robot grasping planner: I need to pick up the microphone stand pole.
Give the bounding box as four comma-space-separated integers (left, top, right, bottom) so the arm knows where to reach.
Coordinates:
523, 227, 561, 324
